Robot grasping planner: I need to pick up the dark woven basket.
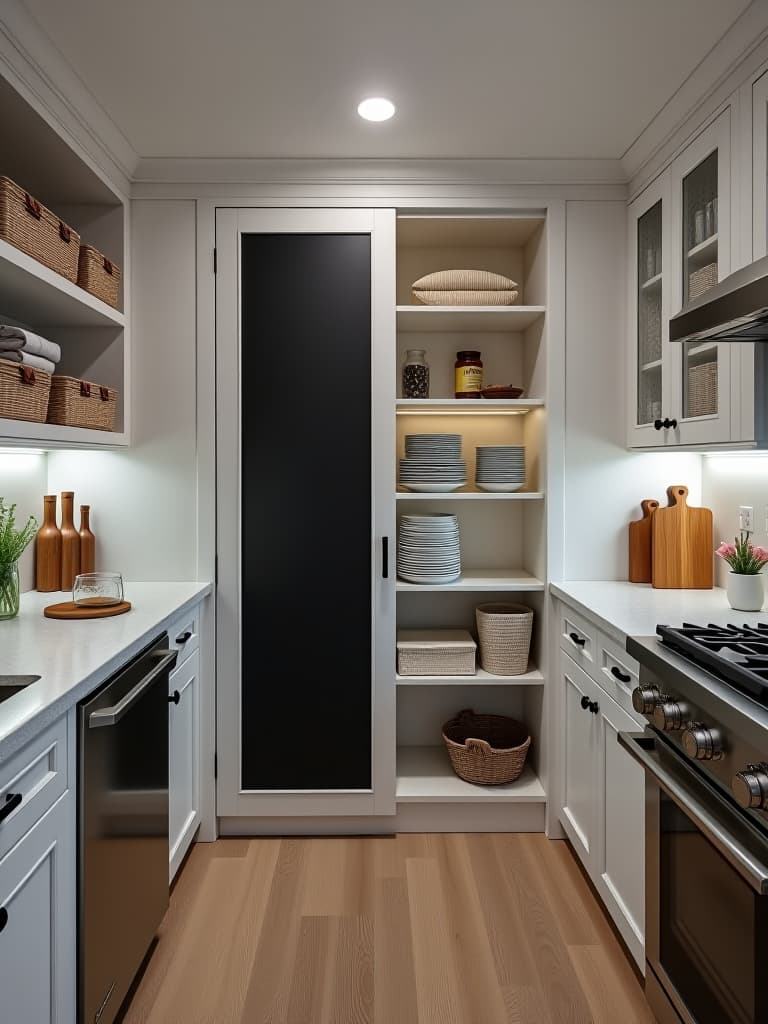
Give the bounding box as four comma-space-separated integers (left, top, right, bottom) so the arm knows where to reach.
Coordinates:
442, 708, 530, 785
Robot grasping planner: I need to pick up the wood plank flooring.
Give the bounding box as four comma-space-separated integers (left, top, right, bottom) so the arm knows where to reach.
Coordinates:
121, 834, 655, 1024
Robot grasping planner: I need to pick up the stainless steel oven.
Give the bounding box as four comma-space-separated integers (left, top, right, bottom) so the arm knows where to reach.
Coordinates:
620, 732, 768, 1024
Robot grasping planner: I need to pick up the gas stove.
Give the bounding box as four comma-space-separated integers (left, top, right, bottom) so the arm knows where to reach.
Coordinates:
627, 623, 768, 833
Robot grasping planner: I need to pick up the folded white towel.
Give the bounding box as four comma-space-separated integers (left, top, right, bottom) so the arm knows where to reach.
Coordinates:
0, 351, 56, 374
0, 327, 61, 363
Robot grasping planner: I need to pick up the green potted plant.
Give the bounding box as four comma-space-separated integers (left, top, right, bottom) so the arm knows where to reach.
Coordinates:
0, 499, 38, 620
716, 531, 768, 611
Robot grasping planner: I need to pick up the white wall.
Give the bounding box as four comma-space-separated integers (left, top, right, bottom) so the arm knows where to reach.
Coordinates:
563, 200, 702, 580
0, 452, 47, 592
47, 200, 199, 581
702, 454, 768, 587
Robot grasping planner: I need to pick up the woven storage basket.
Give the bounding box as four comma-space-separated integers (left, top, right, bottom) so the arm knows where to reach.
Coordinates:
0, 359, 51, 423
47, 376, 117, 431
442, 709, 530, 785
397, 629, 477, 676
475, 603, 533, 675
0, 177, 79, 282
77, 244, 121, 309
689, 262, 718, 301
687, 361, 718, 418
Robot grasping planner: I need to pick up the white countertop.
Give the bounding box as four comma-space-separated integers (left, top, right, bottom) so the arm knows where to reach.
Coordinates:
0, 581, 212, 761
551, 580, 768, 646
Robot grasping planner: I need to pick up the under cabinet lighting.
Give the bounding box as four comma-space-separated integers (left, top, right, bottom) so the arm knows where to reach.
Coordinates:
395, 409, 529, 416
0, 448, 44, 456
357, 97, 395, 122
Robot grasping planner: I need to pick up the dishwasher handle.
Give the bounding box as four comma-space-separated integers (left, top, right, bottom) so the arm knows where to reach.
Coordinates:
89, 650, 178, 728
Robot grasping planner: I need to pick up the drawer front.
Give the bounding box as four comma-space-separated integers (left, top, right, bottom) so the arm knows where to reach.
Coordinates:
596, 634, 644, 723
559, 605, 598, 669
168, 609, 200, 667
0, 717, 68, 861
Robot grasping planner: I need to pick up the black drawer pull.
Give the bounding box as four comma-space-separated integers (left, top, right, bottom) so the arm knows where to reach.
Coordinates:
569, 632, 586, 647
175, 631, 193, 645
169, 690, 181, 705
611, 666, 632, 684
0, 907, 7, 932
0, 793, 22, 824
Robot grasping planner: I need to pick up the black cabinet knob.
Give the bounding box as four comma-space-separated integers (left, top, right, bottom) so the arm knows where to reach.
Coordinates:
611, 666, 632, 684
169, 690, 181, 705
175, 631, 193, 645
0, 907, 7, 932
580, 695, 590, 710
0, 793, 22, 825
579, 695, 600, 714
569, 632, 586, 647
654, 419, 664, 431
654, 417, 678, 431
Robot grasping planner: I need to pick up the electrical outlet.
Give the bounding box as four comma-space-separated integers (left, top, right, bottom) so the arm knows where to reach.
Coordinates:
739, 505, 754, 532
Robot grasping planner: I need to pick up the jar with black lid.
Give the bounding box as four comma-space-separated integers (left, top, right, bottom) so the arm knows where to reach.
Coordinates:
455, 351, 483, 399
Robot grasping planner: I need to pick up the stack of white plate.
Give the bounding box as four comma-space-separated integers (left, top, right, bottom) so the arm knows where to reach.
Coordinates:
475, 446, 526, 492
397, 514, 462, 584
399, 434, 466, 493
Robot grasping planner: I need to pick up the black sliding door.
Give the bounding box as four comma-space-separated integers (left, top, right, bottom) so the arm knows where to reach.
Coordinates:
240, 232, 372, 790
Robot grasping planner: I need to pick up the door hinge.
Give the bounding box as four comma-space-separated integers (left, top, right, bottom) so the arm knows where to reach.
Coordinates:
214, 752, 218, 779
213, 247, 217, 274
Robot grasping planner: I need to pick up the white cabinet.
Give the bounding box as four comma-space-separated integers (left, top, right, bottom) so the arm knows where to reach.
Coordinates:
559, 648, 645, 969
169, 648, 200, 880
0, 792, 75, 1023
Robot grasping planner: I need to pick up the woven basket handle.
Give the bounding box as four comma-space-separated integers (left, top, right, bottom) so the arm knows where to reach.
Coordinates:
103, 257, 114, 275
19, 366, 35, 386
24, 193, 41, 220
59, 222, 72, 244
80, 381, 92, 398
465, 737, 493, 756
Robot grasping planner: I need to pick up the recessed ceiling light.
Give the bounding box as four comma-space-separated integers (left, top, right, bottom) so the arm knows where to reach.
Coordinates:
357, 97, 395, 122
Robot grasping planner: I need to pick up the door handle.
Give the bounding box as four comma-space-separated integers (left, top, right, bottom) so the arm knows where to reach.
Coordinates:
0, 792, 22, 824
382, 536, 389, 579
89, 651, 178, 728
169, 690, 181, 705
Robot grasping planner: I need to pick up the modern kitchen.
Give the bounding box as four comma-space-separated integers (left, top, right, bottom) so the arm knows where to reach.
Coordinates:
3, 2, 768, 1022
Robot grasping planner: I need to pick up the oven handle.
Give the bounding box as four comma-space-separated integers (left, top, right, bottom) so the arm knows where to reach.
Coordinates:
89, 650, 178, 728
618, 730, 768, 894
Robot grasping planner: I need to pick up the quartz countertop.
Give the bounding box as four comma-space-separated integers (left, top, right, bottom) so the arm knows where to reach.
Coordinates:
550, 580, 768, 646
0, 581, 212, 761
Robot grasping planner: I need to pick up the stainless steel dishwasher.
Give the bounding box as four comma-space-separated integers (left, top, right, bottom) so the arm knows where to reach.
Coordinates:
78, 633, 177, 1024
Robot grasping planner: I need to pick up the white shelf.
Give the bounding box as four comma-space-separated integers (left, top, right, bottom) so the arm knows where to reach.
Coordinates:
687, 233, 718, 268
0, 417, 127, 449
396, 306, 545, 333
640, 272, 662, 291
396, 490, 543, 500
396, 665, 544, 686
396, 569, 544, 592
0, 240, 125, 329
396, 398, 543, 414
640, 359, 662, 372
396, 746, 546, 803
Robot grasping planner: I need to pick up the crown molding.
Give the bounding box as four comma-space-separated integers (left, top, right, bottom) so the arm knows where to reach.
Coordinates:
0, 0, 139, 196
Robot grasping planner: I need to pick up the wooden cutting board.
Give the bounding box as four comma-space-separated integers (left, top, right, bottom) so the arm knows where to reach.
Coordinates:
44, 600, 131, 620
652, 485, 713, 589
628, 499, 660, 583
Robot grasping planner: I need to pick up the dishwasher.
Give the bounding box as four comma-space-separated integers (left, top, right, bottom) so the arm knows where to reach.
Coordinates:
78, 633, 178, 1024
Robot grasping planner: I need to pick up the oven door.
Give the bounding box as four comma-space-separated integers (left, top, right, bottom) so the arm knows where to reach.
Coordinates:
619, 732, 768, 1024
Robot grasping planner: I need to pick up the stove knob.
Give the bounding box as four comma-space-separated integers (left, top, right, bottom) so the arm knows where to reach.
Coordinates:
732, 765, 768, 810
653, 700, 690, 732
632, 685, 662, 715
682, 725, 723, 761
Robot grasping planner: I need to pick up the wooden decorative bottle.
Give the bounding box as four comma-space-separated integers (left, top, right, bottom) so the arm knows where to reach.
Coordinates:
79, 505, 96, 574
60, 491, 81, 591
35, 495, 61, 592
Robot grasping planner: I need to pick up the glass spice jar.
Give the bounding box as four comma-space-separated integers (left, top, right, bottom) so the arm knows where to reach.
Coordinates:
402, 349, 430, 399
455, 350, 483, 399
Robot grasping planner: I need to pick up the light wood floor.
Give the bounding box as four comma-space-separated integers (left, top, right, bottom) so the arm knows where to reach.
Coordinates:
122, 834, 655, 1024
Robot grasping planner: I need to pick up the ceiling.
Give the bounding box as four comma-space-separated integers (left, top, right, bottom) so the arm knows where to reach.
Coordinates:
23, 0, 752, 161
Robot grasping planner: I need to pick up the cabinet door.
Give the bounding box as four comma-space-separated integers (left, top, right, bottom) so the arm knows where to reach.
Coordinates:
628, 171, 674, 448
597, 696, 645, 969
753, 70, 768, 260
669, 108, 734, 445
560, 653, 599, 868
169, 649, 200, 880
0, 793, 75, 1024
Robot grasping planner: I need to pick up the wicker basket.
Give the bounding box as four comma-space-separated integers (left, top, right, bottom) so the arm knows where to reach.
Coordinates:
442, 709, 530, 785
475, 603, 533, 675
689, 262, 718, 301
0, 359, 51, 423
77, 244, 121, 309
0, 177, 79, 282
397, 629, 477, 676
47, 376, 117, 431
687, 361, 718, 418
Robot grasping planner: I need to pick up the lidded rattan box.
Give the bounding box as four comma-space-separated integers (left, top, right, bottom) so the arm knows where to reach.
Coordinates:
397, 629, 477, 676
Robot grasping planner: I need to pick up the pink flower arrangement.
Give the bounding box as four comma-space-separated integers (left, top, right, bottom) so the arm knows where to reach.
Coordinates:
715, 532, 768, 574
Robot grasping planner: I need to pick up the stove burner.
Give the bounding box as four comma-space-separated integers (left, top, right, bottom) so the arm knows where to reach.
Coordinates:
657, 622, 768, 705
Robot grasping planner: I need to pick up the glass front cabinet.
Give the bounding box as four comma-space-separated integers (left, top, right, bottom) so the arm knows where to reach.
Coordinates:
628, 108, 737, 448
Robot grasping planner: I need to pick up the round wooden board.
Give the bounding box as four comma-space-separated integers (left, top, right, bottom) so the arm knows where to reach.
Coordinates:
44, 600, 132, 620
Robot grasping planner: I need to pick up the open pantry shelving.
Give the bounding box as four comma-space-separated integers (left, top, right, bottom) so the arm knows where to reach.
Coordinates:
393, 212, 550, 819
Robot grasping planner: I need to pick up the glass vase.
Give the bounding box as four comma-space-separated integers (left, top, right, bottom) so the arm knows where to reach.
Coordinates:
402, 349, 430, 399
0, 561, 20, 620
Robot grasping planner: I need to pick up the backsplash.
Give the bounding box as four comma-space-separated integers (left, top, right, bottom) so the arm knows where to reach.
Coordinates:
702, 455, 768, 589
0, 450, 47, 593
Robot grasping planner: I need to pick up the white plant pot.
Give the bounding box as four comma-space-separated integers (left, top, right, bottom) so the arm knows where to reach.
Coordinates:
726, 571, 765, 612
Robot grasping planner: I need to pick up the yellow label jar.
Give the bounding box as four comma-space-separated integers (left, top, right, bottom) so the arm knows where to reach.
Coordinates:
455, 350, 483, 398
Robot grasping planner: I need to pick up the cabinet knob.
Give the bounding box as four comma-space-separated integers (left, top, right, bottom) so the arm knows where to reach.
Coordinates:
654, 419, 664, 431
580, 695, 599, 714
169, 690, 181, 705
653, 417, 678, 431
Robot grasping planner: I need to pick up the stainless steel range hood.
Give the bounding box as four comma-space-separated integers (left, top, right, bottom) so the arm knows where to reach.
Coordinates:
670, 254, 768, 343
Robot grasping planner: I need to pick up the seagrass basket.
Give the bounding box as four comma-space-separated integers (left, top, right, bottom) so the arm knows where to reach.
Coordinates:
0, 359, 51, 423
47, 376, 117, 431
77, 244, 121, 309
0, 177, 79, 281
442, 709, 530, 785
